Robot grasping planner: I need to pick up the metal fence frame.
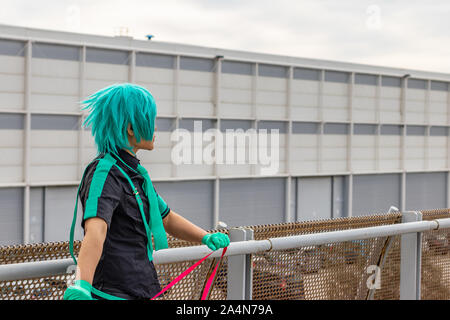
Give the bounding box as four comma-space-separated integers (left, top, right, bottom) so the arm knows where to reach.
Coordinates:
1, 211, 450, 300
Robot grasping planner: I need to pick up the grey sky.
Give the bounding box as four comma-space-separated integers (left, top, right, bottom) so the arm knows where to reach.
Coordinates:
1, 0, 450, 73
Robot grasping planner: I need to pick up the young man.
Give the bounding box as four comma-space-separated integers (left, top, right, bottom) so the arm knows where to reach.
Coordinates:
64, 83, 229, 300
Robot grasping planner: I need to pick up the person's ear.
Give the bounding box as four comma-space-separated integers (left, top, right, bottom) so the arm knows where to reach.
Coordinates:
127, 123, 134, 136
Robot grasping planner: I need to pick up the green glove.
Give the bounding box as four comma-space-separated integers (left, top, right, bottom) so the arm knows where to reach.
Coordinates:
63, 280, 94, 300
202, 233, 230, 251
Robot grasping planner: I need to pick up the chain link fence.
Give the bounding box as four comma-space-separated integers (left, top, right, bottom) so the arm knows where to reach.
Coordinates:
1, 210, 450, 300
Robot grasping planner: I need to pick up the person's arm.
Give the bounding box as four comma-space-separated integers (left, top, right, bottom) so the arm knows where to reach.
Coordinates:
75, 217, 107, 283
163, 210, 229, 250
163, 210, 207, 243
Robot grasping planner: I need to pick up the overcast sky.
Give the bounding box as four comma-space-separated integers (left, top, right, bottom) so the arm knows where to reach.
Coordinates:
1, 0, 450, 73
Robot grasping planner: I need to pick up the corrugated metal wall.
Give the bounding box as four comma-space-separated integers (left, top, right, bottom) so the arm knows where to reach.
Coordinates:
1, 26, 450, 244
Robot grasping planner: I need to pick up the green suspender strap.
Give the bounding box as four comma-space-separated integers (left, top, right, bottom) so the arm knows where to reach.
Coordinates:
69, 152, 167, 300
69, 153, 125, 300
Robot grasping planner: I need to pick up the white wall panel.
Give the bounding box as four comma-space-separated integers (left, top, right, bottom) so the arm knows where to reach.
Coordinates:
429, 91, 447, 125
30, 165, 78, 182
381, 87, 402, 98
217, 163, 252, 176
0, 55, 25, 74
135, 67, 174, 84
82, 147, 98, 164
322, 95, 348, 109
154, 100, 174, 116
379, 102, 401, 122
137, 82, 173, 100
0, 73, 24, 92
221, 88, 252, 104
30, 147, 78, 165
254, 161, 286, 175
31, 130, 78, 147
31, 77, 79, 96
257, 76, 287, 91
291, 106, 319, 121
176, 163, 214, 177
221, 73, 252, 90
291, 147, 318, 172
0, 92, 24, 110
292, 79, 320, 94
353, 109, 376, 122
84, 79, 126, 96
32, 58, 79, 78
353, 135, 376, 172
405, 135, 426, 170
353, 93, 377, 122
429, 101, 447, 124
143, 163, 172, 179
291, 161, 317, 173
81, 130, 96, 146
291, 147, 317, 160
291, 93, 319, 108
323, 135, 347, 172
323, 82, 348, 95
139, 147, 172, 164
179, 70, 214, 86
30, 94, 80, 112
220, 103, 253, 118
179, 101, 214, 117
380, 87, 401, 123
256, 105, 287, 119
405, 89, 426, 123
428, 136, 447, 169
179, 85, 213, 101
85, 62, 128, 81
256, 90, 287, 106
153, 132, 172, 148
0, 147, 23, 165
322, 94, 349, 121
0, 129, 24, 147
354, 84, 377, 97
0, 166, 23, 182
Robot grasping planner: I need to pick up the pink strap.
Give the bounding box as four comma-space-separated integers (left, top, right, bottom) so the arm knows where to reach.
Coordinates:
201, 246, 227, 300
151, 247, 228, 300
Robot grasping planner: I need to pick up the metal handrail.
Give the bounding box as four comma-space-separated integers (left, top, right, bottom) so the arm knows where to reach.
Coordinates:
1, 217, 449, 282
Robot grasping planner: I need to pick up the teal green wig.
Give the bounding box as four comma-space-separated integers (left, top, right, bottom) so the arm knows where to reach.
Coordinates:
81, 83, 157, 156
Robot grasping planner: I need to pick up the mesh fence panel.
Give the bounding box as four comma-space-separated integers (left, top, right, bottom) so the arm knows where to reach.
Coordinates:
2, 210, 450, 300
421, 209, 450, 300
248, 213, 402, 300
0, 230, 229, 300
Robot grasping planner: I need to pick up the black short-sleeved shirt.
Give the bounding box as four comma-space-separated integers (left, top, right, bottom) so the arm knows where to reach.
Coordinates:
79, 148, 170, 299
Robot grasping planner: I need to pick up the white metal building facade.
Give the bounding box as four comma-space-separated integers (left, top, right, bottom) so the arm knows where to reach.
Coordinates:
1, 24, 450, 245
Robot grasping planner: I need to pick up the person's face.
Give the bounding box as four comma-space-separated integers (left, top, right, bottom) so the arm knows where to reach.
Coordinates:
127, 123, 156, 153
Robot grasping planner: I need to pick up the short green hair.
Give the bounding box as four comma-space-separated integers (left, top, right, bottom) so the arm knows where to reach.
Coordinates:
81, 83, 157, 156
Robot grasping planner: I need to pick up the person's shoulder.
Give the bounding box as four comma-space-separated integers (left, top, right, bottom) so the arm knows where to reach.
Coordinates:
81, 154, 125, 195
83, 154, 125, 185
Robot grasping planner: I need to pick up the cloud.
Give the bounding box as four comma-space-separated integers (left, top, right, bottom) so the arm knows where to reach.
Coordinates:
1, 0, 450, 73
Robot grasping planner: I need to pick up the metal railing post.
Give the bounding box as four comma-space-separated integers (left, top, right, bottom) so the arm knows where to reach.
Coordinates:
227, 227, 253, 300
400, 211, 423, 300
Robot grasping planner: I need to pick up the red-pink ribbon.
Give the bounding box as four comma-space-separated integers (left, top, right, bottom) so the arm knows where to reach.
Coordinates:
151, 246, 228, 300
